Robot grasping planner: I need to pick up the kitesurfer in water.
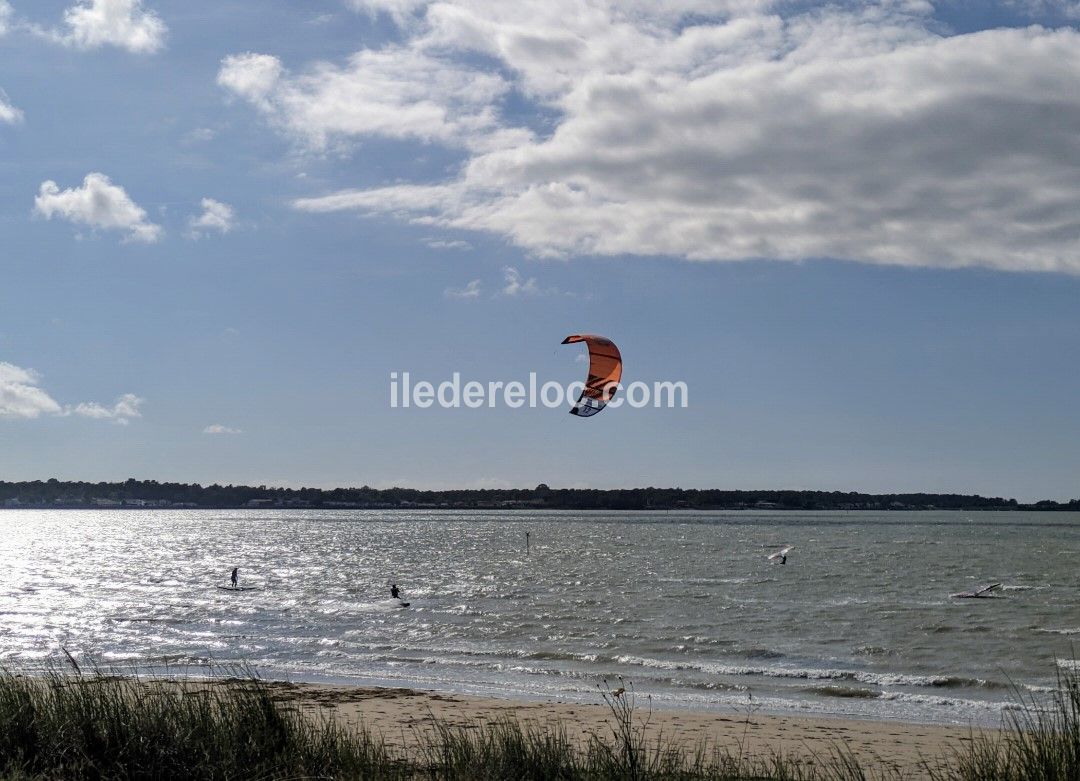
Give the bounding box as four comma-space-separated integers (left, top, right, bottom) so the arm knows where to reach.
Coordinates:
231, 567, 238, 587
390, 584, 400, 599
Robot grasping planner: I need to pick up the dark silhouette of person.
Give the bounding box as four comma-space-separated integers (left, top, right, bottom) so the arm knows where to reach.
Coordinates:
231, 567, 238, 587
390, 584, 400, 599
780, 555, 787, 565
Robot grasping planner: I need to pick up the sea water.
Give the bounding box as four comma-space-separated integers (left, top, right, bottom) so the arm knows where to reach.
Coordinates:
1, 509, 1077, 726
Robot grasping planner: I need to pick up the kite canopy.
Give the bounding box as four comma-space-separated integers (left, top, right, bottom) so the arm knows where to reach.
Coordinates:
562, 334, 622, 417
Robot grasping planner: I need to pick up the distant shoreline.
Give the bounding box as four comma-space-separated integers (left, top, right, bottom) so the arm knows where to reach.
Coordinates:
3, 505, 1079, 512
2, 479, 1078, 512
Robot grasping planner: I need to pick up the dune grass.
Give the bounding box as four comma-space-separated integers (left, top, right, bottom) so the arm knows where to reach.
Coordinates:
0, 662, 1076, 780
928, 666, 1080, 781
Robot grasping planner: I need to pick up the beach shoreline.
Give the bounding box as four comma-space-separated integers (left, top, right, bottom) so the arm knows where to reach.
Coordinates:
214, 677, 989, 776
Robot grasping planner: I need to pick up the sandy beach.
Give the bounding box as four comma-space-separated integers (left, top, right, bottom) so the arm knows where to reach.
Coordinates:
237, 679, 990, 778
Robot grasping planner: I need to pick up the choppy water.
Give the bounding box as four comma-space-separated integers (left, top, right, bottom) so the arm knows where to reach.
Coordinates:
1, 509, 1077, 726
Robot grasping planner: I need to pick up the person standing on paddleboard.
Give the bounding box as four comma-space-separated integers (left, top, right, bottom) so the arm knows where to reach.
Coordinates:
390, 583, 400, 599
231, 567, 238, 587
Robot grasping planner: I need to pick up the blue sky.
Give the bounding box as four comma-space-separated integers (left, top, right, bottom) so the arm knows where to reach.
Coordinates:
1, 0, 1079, 500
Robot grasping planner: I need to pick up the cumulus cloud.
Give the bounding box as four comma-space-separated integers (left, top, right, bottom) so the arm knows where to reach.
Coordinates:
72, 393, 143, 424
0, 363, 64, 418
262, 1, 1080, 273
217, 53, 283, 108
443, 278, 482, 299
203, 423, 242, 434
0, 89, 21, 125
0, 362, 142, 423
0, 1, 12, 35
53, 0, 166, 53
188, 198, 235, 237
34, 172, 162, 242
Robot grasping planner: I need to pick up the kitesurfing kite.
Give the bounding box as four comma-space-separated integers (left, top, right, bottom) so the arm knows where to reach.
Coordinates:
562, 334, 622, 417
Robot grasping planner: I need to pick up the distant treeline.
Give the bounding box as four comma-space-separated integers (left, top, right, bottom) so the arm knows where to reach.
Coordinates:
1, 479, 1077, 511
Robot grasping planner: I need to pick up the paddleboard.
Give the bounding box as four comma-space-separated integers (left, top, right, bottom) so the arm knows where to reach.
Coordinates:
217, 585, 258, 592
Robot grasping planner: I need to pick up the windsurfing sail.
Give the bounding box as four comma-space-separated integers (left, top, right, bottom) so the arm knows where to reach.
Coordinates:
562, 334, 622, 417
950, 582, 1002, 598
767, 546, 793, 561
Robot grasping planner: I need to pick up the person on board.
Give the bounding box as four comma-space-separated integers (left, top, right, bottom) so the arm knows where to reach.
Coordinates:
390, 584, 401, 599
231, 567, 239, 587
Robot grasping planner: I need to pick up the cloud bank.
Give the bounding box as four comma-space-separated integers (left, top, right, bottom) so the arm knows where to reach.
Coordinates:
35, 172, 162, 242
219, 0, 1080, 274
0, 362, 142, 423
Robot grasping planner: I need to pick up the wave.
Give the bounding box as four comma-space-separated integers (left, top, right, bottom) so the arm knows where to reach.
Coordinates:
878, 691, 1009, 710
610, 655, 1008, 690
1036, 628, 1080, 636
801, 685, 879, 699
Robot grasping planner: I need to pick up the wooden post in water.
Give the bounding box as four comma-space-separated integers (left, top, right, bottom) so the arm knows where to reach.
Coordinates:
526, 531, 530, 556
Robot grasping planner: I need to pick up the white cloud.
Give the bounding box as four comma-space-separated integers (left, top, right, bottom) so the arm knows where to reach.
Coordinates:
499, 265, 567, 296
203, 423, 242, 434
0, 2, 17, 123
217, 53, 284, 108
0, 89, 21, 125
0, 362, 141, 423
500, 266, 541, 296
344, 0, 430, 23
55, 0, 166, 53
34, 172, 162, 243
0, 363, 63, 419
72, 393, 143, 424
444, 278, 482, 299
188, 198, 235, 237
273, 2, 1080, 274
218, 45, 520, 152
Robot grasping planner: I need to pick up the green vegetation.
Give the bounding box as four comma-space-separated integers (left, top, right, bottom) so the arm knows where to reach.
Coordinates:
0, 665, 1078, 780
2, 477, 1068, 511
